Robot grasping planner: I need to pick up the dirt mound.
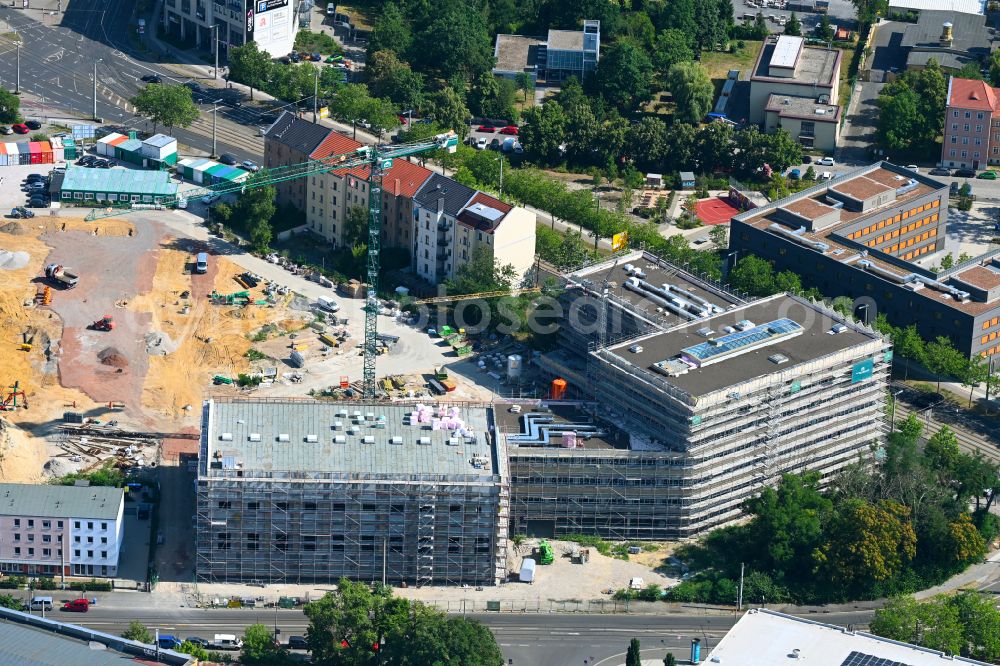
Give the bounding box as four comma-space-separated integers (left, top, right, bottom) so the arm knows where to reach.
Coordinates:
0, 222, 28, 235
97, 347, 129, 368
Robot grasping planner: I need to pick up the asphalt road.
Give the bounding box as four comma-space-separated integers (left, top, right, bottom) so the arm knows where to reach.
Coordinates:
0, 1, 281, 162
51, 604, 875, 665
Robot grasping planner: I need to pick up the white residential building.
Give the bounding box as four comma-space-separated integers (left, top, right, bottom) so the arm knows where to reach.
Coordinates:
0, 483, 125, 578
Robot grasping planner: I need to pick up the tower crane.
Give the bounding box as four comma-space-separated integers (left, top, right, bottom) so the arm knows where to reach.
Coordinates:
85, 132, 460, 399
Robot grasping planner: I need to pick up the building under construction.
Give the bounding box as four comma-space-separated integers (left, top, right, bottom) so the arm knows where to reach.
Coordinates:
522, 253, 891, 539
196, 399, 508, 586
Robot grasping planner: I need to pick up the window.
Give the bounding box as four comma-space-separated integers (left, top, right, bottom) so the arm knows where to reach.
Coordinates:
42, 535, 51, 543
965, 124, 971, 131
976, 125, 983, 132
954, 110, 959, 117
101, 551, 107, 559
27, 548, 33, 556
87, 522, 93, 530
952, 124, 958, 130
42, 521, 50, 530
14, 548, 20, 556
13, 534, 19, 542
27, 520, 33, 528
963, 137, 969, 144
87, 550, 93, 558
13, 519, 18, 528
966, 111, 972, 118
978, 112, 985, 119
42, 548, 51, 557
101, 537, 107, 544
87, 537, 93, 543
74, 549, 80, 557
27, 534, 33, 542
101, 522, 107, 531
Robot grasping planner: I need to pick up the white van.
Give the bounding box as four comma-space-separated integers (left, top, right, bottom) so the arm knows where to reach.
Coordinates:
30, 596, 53, 611
316, 296, 340, 313
213, 634, 243, 650
195, 252, 208, 274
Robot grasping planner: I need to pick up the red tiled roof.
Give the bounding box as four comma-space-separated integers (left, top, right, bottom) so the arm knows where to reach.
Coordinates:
948, 77, 1000, 112
383, 158, 433, 197
309, 132, 362, 160
467, 191, 513, 214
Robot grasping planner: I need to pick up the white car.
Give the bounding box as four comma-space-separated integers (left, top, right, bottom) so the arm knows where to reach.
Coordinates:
240, 160, 260, 172
904, 164, 920, 173
201, 193, 220, 205
176, 197, 188, 209
475, 137, 488, 150
820, 171, 833, 181
817, 157, 836, 166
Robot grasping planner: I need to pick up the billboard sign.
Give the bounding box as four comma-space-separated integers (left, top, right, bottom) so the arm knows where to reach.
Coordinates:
247, 0, 292, 55
256, 0, 288, 11
851, 359, 874, 384
611, 231, 628, 251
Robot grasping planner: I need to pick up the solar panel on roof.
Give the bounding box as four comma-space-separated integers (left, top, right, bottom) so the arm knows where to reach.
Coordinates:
840, 651, 914, 666
680, 318, 803, 366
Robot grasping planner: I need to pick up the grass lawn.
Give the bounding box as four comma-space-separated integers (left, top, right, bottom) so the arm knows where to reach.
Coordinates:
336, 3, 375, 31
700, 40, 763, 80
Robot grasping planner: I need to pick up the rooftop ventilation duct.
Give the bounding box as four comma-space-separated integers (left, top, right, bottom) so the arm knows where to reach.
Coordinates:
768, 224, 830, 252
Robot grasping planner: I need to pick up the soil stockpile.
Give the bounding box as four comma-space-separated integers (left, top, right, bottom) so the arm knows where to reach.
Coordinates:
0, 222, 28, 235
97, 347, 129, 368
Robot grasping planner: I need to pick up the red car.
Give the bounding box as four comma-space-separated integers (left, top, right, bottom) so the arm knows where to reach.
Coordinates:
12, 123, 29, 134
62, 598, 89, 612
477, 125, 496, 133
499, 126, 519, 135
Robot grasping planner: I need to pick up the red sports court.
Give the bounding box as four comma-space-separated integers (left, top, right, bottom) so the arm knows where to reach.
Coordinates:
694, 195, 741, 226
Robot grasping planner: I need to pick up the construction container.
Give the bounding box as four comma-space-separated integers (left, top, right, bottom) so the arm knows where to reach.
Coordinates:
0, 143, 8, 166
61, 137, 78, 160
114, 138, 144, 166
141, 134, 178, 166
57, 167, 178, 205
519, 558, 536, 583
96, 132, 129, 157
50, 137, 65, 163
16, 143, 30, 165
319, 333, 339, 347
176, 157, 210, 183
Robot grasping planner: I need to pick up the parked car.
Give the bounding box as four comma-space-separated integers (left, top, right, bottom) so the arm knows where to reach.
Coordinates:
489, 138, 501, 150
141, 74, 162, 83
977, 170, 997, 180
477, 125, 496, 133
950, 182, 960, 196
202, 193, 221, 205
25, 120, 42, 130
802, 155, 812, 164
11, 207, 34, 219
94, 159, 112, 169
27, 199, 49, 208
240, 160, 261, 172
955, 168, 976, 178
817, 156, 835, 166
78, 156, 97, 167
499, 125, 519, 135
288, 51, 301, 63
185, 637, 210, 648
311, 53, 322, 61
0, 126, 11, 135
219, 153, 238, 166
26, 182, 47, 191
928, 167, 951, 176
157, 636, 182, 650
25, 173, 47, 182
820, 171, 833, 181
61, 599, 89, 612
176, 197, 188, 210
474, 137, 488, 150
904, 164, 920, 173
12, 123, 29, 134
287, 635, 309, 650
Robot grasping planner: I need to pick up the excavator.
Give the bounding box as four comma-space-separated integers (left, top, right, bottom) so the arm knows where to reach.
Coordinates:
90, 315, 115, 331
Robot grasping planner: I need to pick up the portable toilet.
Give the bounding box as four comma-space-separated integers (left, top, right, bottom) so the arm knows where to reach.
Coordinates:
519, 558, 536, 583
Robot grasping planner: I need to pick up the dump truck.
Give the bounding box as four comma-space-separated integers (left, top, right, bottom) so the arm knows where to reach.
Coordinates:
45, 264, 78, 288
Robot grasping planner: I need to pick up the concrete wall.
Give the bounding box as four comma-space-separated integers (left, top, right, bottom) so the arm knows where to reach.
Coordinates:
764, 111, 840, 152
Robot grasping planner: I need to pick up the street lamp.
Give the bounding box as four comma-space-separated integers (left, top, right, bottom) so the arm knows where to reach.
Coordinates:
209, 99, 223, 158
211, 24, 220, 80
92, 58, 103, 122
14, 41, 21, 95
857, 303, 870, 325
889, 389, 903, 433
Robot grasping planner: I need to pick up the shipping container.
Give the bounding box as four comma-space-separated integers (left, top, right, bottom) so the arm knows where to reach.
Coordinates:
0, 143, 7, 167
141, 133, 178, 165
38, 141, 53, 164
114, 138, 144, 165
96, 133, 128, 157
50, 137, 65, 163
16, 143, 30, 165
62, 137, 77, 160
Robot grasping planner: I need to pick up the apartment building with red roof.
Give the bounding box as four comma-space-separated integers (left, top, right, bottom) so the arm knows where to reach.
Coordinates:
941, 77, 1000, 170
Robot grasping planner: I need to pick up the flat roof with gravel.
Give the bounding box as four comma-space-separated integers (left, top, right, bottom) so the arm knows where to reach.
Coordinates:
202, 399, 498, 478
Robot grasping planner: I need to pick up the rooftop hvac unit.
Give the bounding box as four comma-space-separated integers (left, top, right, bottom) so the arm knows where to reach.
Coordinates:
696, 327, 714, 337
334, 435, 346, 443
829, 324, 847, 334
769, 353, 789, 364
305, 434, 318, 443
447, 437, 460, 446
220, 432, 233, 441
352, 411, 362, 418
418, 437, 431, 445
391, 436, 403, 445
248, 433, 262, 442
349, 426, 360, 435
277, 434, 290, 442
363, 435, 375, 443
336, 410, 347, 417
365, 412, 375, 421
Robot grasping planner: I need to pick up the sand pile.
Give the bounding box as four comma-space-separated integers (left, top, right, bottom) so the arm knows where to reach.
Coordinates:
0, 250, 30, 270
0, 222, 28, 235
97, 347, 129, 368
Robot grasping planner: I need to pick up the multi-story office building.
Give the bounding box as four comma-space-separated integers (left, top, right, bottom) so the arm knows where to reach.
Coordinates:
527, 271, 890, 539
492, 20, 601, 84
730, 161, 1000, 358
0, 484, 124, 578
749, 35, 842, 134
162, 0, 302, 60
941, 76, 1000, 170
196, 398, 509, 586
412, 174, 536, 284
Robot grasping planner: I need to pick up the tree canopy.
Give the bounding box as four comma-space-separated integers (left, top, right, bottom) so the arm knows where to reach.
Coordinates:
589, 40, 654, 113
872, 593, 1000, 661
667, 61, 714, 125
129, 84, 199, 134
876, 59, 948, 152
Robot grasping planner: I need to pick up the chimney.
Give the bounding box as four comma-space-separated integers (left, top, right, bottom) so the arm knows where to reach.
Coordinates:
438, 197, 445, 213
394, 178, 401, 196
940, 21, 953, 47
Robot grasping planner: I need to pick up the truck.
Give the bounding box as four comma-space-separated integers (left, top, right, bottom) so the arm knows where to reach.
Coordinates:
45, 263, 78, 288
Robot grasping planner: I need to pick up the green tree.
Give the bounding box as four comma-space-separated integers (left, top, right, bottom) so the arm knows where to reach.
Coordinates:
924, 426, 961, 473
232, 175, 276, 252
0, 88, 20, 123
520, 101, 567, 164
895, 325, 926, 380
877, 87, 922, 151
626, 638, 642, 666
804, 165, 816, 181
330, 83, 375, 140
663, 653, 678, 666
514, 72, 535, 103
469, 74, 519, 122
364, 96, 402, 141
989, 49, 1000, 87
667, 62, 714, 125
0, 594, 23, 611
709, 224, 729, 248
961, 356, 990, 407
853, 0, 888, 24
369, 3, 412, 58
947, 513, 987, 565
129, 84, 199, 134
446, 246, 518, 295
816, 14, 834, 41
925, 335, 966, 392
728, 255, 777, 296
411, 5, 495, 83
228, 41, 272, 100
590, 40, 654, 113
426, 87, 471, 137
176, 641, 209, 660
344, 205, 369, 248
657, 0, 698, 41
951, 591, 1000, 661
653, 29, 694, 76
626, 117, 670, 170
249, 216, 273, 252
785, 12, 802, 36
121, 620, 153, 644
242, 623, 287, 664
814, 499, 917, 591
366, 50, 424, 110
871, 596, 963, 656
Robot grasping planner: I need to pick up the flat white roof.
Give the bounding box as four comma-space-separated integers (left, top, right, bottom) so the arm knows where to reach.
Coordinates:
771, 36, 803, 69
708, 609, 991, 665
888, 0, 984, 13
